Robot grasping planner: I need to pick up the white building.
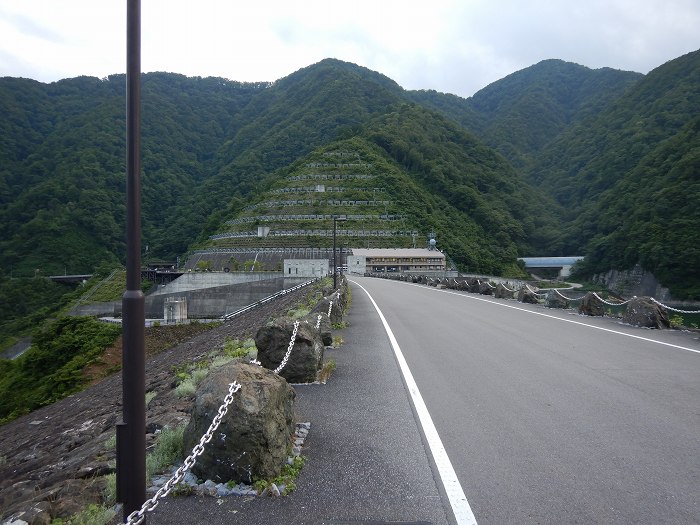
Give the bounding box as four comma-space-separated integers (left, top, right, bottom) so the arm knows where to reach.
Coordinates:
346, 248, 445, 274
284, 259, 330, 278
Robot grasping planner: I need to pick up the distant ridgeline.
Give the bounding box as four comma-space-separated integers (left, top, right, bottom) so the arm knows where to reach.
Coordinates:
1, 51, 699, 299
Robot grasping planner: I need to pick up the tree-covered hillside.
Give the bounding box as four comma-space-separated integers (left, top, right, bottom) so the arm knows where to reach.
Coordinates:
1, 52, 699, 302
528, 50, 700, 298
409, 60, 642, 171
0, 73, 265, 275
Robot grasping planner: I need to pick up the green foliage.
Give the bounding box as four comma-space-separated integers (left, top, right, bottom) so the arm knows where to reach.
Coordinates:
287, 307, 311, 319
0, 316, 121, 424
2, 52, 698, 304
223, 337, 256, 359
146, 424, 186, 483
254, 455, 306, 495
50, 503, 116, 525
0, 276, 77, 350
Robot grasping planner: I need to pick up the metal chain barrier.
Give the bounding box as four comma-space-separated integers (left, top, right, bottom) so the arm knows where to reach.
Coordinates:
649, 297, 700, 314
554, 289, 582, 302
592, 292, 633, 306
273, 320, 299, 374
315, 314, 323, 330
125, 381, 242, 525
525, 284, 547, 297
327, 300, 334, 318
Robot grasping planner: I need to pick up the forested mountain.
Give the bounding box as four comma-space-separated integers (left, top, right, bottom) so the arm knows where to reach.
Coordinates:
528, 50, 700, 298
409, 60, 642, 170
1, 52, 699, 302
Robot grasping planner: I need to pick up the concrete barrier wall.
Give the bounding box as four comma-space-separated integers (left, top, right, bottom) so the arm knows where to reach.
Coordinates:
141, 276, 308, 318
149, 272, 284, 295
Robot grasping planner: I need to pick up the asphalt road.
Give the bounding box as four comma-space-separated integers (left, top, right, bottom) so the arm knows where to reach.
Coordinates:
146, 277, 452, 525
351, 276, 700, 524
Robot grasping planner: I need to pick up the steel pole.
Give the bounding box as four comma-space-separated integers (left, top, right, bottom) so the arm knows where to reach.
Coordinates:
117, 0, 146, 521
333, 217, 337, 289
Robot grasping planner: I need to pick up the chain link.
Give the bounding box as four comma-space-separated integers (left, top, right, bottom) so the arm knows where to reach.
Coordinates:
525, 284, 547, 297
273, 320, 299, 374
125, 381, 242, 525
649, 297, 700, 314
553, 289, 582, 302
315, 314, 323, 330
591, 292, 633, 306
327, 300, 334, 318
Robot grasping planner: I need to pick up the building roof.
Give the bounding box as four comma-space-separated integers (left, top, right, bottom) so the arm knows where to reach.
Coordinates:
351, 248, 445, 258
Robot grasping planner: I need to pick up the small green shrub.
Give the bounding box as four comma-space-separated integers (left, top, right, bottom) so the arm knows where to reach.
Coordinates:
174, 378, 197, 398
254, 455, 306, 495
52, 503, 116, 525
103, 473, 117, 506
145, 391, 157, 406
104, 433, 116, 450
146, 424, 186, 483
287, 307, 311, 319
669, 314, 684, 328
211, 355, 234, 368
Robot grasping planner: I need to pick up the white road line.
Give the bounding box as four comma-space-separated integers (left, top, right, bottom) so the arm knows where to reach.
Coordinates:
408, 282, 700, 356
351, 279, 478, 525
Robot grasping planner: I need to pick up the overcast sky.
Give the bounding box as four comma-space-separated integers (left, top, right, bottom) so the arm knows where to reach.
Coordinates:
1, 0, 699, 99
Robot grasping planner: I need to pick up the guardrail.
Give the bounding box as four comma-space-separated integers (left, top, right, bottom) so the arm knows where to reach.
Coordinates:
220, 279, 318, 320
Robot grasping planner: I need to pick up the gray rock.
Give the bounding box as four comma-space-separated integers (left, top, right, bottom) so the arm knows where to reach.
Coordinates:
182, 362, 295, 485
545, 290, 570, 309
494, 283, 515, 299
478, 281, 494, 295
578, 292, 605, 316
305, 309, 332, 346
518, 287, 539, 304
467, 278, 481, 293
255, 317, 325, 383
622, 296, 670, 328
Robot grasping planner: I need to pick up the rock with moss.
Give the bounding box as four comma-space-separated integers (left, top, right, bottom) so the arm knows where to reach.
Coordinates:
622, 296, 670, 328
494, 283, 515, 299
518, 287, 540, 304
182, 362, 295, 485
545, 290, 570, 309
578, 292, 604, 316
255, 317, 325, 383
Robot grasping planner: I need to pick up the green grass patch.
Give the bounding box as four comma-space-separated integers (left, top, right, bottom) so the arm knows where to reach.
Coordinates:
254, 455, 306, 495
146, 424, 186, 483
51, 503, 116, 525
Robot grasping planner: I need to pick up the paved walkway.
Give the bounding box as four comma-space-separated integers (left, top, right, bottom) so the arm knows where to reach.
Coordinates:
146, 282, 451, 525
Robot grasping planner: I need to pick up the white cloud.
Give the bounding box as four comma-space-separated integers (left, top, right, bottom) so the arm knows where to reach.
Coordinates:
0, 0, 698, 96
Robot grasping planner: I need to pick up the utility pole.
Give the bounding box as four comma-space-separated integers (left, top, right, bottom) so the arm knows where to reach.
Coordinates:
116, 0, 146, 522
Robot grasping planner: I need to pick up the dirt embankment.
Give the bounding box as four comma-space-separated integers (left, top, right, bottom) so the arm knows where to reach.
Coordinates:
0, 285, 315, 523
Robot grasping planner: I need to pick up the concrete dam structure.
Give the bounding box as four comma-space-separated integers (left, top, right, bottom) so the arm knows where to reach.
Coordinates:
72, 272, 310, 320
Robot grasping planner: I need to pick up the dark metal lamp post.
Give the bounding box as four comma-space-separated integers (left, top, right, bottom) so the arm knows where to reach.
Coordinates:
116, 0, 146, 522
333, 216, 346, 289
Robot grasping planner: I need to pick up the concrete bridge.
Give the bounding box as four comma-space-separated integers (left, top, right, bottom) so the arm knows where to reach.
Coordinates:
517, 256, 584, 278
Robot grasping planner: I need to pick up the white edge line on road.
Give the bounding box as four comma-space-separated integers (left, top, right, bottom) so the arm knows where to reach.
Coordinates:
408, 282, 700, 355
351, 279, 478, 525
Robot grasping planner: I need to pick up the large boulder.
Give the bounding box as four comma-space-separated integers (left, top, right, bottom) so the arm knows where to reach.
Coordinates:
518, 287, 539, 304
478, 281, 494, 295
494, 283, 515, 299
545, 290, 570, 309
578, 292, 604, 316
305, 310, 333, 346
455, 279, 469, 291
622, 296, 670, 328
255, 317, 324, 383
467, 278, 481, 293
182, 362, 295, 485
